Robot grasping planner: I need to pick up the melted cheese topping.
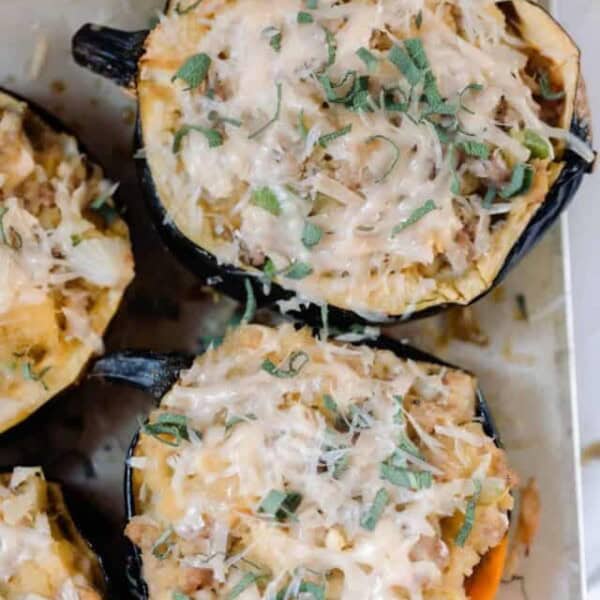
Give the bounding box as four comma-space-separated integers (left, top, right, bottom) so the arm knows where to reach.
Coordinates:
0, 94, 134, 431
0, 468, 104, 600
140, 0, 579, 317
127, 324, 514, 600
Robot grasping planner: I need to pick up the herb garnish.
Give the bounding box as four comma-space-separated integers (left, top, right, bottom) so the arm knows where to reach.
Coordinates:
249, 82, 282, 139
225, 413, 257, 433
318, 124, 352, 148
500, 163, 534, 199
251, 187, 281, 216
90, 192, 119, 226
227, 572, 270, 600
172, 125, 223, 152
416, 10, 423, 29
458, 83, 484, 114
356, 47, 377, 72
455, 480, 482, 546
298, 110, 309, 140
482, 186, 497, 209
71, 234, 82, 246
172, 53, 211, 89
366, 135, 401, 182
305, 0, 318, 7
276, 581, 325, 600
262, 351, 309, 378
297, 11, 314, 24
151, 527, 174, 560
172, 592, 191, 600
388, 44, 421, 86
302, 221, 323, 248
284, 261, 313, 279
22, 363, 51, 390
360, 487, 390, 531
143, 413, 198, 447
175, 0, 202, 15
208, 111, 242, 128
323, 27, 337, 67
391, 200, 437, 236
241, 279, 256, 325
516, 129, 551, 159
380, 460, 432, 490
258, 489, 302, 521
458, 140, 490, 160
538, 70, 565, 101
263, 26, 282, 52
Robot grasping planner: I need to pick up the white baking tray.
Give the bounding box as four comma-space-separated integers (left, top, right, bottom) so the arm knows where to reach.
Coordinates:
0, 0, 585, 597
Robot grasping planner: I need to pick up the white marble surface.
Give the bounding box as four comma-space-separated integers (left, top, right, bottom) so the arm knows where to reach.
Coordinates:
558, 0, 600, 596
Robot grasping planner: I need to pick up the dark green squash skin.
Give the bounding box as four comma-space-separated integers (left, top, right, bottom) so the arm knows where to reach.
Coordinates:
72, 8, 594, 327
90, 334, 502, 600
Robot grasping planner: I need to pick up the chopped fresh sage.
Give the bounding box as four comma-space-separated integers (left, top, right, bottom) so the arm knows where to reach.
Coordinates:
225, 413, 257, 433
538, 70, 565, 101
305, 0, 318, 7
263, 26, 282, 52
227, 572, 269, 600
276, 581, 325, 600
262, 350, 309, 378
208, 110, 242, 128
249, 82, 282, 139
388, 45, 421, 86
284, 261, 313, 279
71, 234, 82, 247
258, 489, 302, 521
458, 140, 490, 160
516, 129, 551, 159
380, 462, 432, 490
323, 27, 337, 67
415, 10, 423, 29
172, 125, 223, 152
298, 110, 309, 140
323, 394, 338, 414
366, 135, 401, 182
302, 221, 323, 248
482, 186, 497, 209
318, 124, 352, 148
360, 487, 390, 531
143, 413, 197, 447
251, 187, 281, 216
356, 47, 378, 72
458, 82, 484, 113
151, 527, 174, 560
297, 11, 314, 24
90, 193, 119, 226
455, 480, 482, 547
22, 363, 51, 391
391, 200, 437, 236
172, 53, 211, 89
403, 38, 429, 70
175, 0, 202, 15
500, 163, 534, 199
172, 592, 191, 600
241, 279, 256, 325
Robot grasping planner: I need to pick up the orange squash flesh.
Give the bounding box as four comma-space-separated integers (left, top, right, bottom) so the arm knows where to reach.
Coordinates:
465, 535, 509, 600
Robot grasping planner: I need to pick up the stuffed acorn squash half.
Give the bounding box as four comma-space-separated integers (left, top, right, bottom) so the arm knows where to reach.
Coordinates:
105, 324, 515, 600
0, 90, 134, 433
0, 467, 106, 600
74, 0, 594, 325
